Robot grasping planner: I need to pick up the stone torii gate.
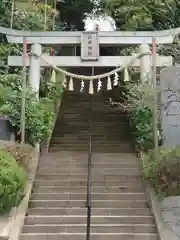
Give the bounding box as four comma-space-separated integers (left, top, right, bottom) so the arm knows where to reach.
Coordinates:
2, 26, 174, 97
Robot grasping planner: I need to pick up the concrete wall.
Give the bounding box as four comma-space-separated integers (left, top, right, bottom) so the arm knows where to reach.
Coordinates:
161, 196, 180, 237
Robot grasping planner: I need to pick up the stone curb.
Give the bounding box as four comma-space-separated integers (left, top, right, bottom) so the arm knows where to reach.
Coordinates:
0, 146, 40, 240
147, 187, 179, 240
138, 152, 180, 240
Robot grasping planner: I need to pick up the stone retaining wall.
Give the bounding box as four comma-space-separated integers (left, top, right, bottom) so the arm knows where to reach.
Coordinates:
161, 196, 180, 238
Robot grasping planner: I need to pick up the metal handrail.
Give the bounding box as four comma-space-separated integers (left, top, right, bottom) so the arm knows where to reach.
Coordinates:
86, 94, 92, 240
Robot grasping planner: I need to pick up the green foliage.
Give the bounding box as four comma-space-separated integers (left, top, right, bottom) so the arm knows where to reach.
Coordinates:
0, 0, 63, 147
131, 105, 153, 151
0, 44, 22, 74
24, 98, 54, 146
0, 150, 27, 214
0, 0, 11, 28
13, 2, 57, 31
103, 0, 180, 62
1, 142, 34, 170
0, 72, 64, 146
125, 81, 155, 151
142, 147, 180, 199
0, 74, 54, 145
57, 0, 94, 30
40, 71, 64, 100
0, 0, 57, 30
3, 90, 53, 146
104, 0, 178, 31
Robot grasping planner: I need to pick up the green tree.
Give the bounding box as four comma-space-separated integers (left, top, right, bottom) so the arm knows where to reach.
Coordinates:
0, 0, 57, 30
56, 0, 94, 30
103, 0, 180, 62
104, 0, 179, 31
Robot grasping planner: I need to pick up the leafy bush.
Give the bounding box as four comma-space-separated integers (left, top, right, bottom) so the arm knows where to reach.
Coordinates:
125, 82, 156, 151
0, 83, 54, 146
142, 147, 180, 199
1, 142, 34, 170
0, 150, 27, 214
131, 104, 153, 151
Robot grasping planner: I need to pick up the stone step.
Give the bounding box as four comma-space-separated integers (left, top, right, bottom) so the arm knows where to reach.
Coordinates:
60, 114, 128, 118
49, 145, 133, 149
62, 110, 126, 113
59, 118, 129, 123
56, 119, 127, 123
52, 135, 131, 140
52, 134, 131, 139
49, 142, 132, 146
38, 158, 138, 164
30, 193, 147, 201
54, 122, 128, 127
49, 150, 134, 154
43, 152, 136, 158
51, 137, 131, 142
61, 111, 128, 115
27, 208, 152, 216
50, 139, 131, 144
37, 157, 138, 165
19, 233, 159, 240
24, 215, 154, 225
20, 233, 159, 240
40, 154, 136, 160
37, 165, 138, 172
22, 224, 157, 234
33, 180, 144, 187
28, 200, 149, 208
60, 121, 127, 125
34, 174, 142, 181
37, 162, 138, 168
42, 152, 137, 159
56, 124, 129, 128
49, 146, 134, 153
53, 130, 129, 134
32, 185, 145, 194
35, 173, 141, 179
51, 136, 131, 141
37, 168, 141, 175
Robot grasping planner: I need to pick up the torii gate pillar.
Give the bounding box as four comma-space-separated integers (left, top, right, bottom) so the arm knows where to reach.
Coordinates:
28, 43, 42, 99
139, 43, 151, 82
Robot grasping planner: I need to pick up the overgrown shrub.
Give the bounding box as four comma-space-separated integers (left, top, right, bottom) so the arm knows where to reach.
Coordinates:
131, 104, 153, 151
2, 142, 34, 170
142, 147, 180, 199
0, 150, 27, 214
125, 82, 155, 151
0, 82, 54, 146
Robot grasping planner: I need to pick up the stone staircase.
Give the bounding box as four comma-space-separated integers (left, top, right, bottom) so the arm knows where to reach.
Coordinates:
20, 91, 159, 240
49, 92, 133, 153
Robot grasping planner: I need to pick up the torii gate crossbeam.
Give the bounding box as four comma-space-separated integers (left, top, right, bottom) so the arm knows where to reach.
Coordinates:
0, 26, 178, 45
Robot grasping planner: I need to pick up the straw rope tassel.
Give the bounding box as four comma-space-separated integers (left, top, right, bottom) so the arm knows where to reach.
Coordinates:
113, 72, 119, 86
97, 78, 102, 92
68, 77, 74, 91
124, 68, 130, 82
107, 76, 112, 90
63, 75, 67, 88
80, 80, 84, 92
89, 80, 94, 94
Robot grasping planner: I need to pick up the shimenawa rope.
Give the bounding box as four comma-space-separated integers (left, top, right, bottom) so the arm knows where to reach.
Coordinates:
29, 51, 149, 80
